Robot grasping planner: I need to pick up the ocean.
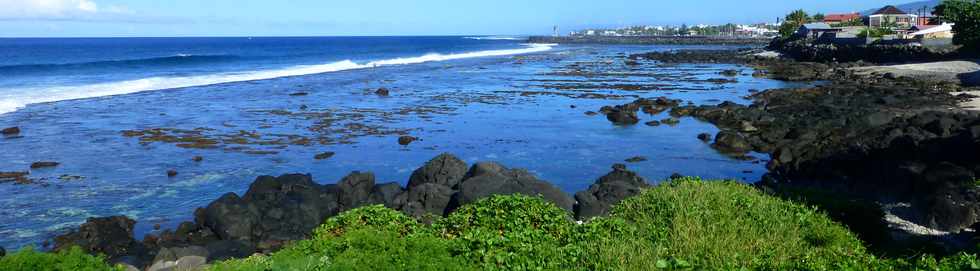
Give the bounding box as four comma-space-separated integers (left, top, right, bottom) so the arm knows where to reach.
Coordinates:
0, 36, 804, 249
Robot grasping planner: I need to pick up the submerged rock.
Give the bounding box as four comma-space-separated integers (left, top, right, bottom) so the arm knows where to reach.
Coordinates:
398, 136, 418, 146
30, 161, 60, 169
1, 127, 19, 136
697, 133, 712, 142
625, 156, 648, 163
314, 151, 335, 160
712, 131, 751, 153
167, 170, 178, 177
375, 88, 390, 96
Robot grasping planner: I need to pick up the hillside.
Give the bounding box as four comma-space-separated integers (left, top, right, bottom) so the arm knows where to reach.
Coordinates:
861, 0, 942, 15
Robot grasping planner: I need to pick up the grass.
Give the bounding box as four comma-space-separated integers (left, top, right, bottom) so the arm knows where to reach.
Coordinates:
4, 178, 978, 270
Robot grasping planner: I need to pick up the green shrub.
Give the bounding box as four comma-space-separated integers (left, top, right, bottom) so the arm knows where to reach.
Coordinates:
607, 178, 872, 270
433, 195, 583, 270
0, 246, 121, 271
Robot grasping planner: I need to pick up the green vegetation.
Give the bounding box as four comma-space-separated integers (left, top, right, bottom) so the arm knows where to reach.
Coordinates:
831, 19, 866, 28
0, 247, 121, 271
935, 0, 980, 52
779, 9, 812, 38
5, 179, 979, 270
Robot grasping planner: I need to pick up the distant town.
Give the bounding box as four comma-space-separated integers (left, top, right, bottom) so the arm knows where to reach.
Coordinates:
566, 3, 954, 45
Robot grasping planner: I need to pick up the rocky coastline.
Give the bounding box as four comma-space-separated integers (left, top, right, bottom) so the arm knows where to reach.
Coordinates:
25, 46, 980, 269
49, 154, 651, 270
631, 48, 980, 254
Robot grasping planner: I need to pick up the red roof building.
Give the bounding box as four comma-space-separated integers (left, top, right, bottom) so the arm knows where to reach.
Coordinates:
824, 13, 861, 23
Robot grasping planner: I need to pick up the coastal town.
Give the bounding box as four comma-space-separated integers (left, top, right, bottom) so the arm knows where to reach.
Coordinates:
568, 3, 955, 46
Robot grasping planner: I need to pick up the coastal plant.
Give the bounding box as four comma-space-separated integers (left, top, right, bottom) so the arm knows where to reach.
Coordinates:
0, 246, 122, 271
935, 0, 980, 52
605, 177, 872, 270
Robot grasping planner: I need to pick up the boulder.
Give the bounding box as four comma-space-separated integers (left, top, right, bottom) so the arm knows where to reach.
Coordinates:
205, 240, 254, 261
337, 171, 376, 210
452, 162, 574, 212
605, 107, 639, 125
712, 131, 752, 153
53, 216, 141, 260
151, 246, 209, 268
398, 183, 456, 217
574, 164, 649, 220
195, 174, 341, 245
0, 246, 5, 257
369, 182, 405, 208
407, 153, 468, 189
1, 127, 19, 135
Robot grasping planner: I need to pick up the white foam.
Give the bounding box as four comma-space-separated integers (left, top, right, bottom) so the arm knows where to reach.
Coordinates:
464, 36, 525, 41
0, 44, 554, 115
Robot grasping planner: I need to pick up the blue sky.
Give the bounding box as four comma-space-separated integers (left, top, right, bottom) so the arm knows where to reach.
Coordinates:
0, 0, 909, 37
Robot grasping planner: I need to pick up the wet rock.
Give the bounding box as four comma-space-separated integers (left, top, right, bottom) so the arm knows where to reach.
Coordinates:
398, 183, 455, 218
53, 216, 141, 260
720, 69, 739, 77
625, 156, 647, 163
575, 164, 650, 220
398, 136, 418, 146
0, 171, 29, 184
375, 88, 390, 96
192, 156, 204, 162
712, 131, 752, 153
0, 246, 5, 258
452, 162, 575, 212
407, 153, 468, 189
661, 118, 680, 125
30, 161, 60, 169
167, 170, 178, 177
288, 92, 308, 96
645, 120, 661, 126
314, 151, 335, 160
584, 111, 598, 116
697, 133, 712, 142
605, 107, 639, 125
1, 127, 19, 135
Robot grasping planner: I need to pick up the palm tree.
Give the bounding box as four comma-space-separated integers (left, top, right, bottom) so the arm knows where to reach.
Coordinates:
786, 9, 811, 25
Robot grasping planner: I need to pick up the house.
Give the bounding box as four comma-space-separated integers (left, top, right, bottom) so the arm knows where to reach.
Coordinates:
797, 23, 841, 39
824, 13, 861, 24
868, 5, 918, 28
906, 23, 955, 39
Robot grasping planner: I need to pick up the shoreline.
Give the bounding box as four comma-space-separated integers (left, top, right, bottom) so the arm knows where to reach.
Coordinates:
6, 43, 980, 268
528, 35, 772, 45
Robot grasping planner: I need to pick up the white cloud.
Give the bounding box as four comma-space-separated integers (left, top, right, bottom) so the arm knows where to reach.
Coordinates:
0, 0, 114, 20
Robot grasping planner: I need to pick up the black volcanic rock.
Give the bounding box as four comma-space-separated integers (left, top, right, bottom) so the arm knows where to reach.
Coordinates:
407, 153, 468, 189
451, 162, 574, 212
574, 164, 650, 220
53, 216, 142, 261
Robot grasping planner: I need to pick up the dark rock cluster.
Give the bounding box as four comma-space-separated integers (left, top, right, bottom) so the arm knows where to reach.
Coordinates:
599, 96, 681, 125
52, 153, 650, 269
670, 76, 980, 234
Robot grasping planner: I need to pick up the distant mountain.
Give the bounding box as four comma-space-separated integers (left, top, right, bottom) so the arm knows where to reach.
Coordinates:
860, 0, 942, 16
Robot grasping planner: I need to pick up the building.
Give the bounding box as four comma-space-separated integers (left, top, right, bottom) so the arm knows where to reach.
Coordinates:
797, 23, 841, 39
868, 5, 918, 28
823, 13, 861, 24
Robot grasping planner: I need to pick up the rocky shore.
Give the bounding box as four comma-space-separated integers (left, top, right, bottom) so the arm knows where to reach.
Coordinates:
631, 49, 980, 254
51, 153, 651, 270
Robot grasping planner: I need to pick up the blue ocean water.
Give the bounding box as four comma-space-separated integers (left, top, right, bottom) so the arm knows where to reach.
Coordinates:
0, 37, 805, 250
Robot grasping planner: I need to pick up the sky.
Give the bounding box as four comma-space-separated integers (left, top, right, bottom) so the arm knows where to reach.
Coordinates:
0, 0, 910, 37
